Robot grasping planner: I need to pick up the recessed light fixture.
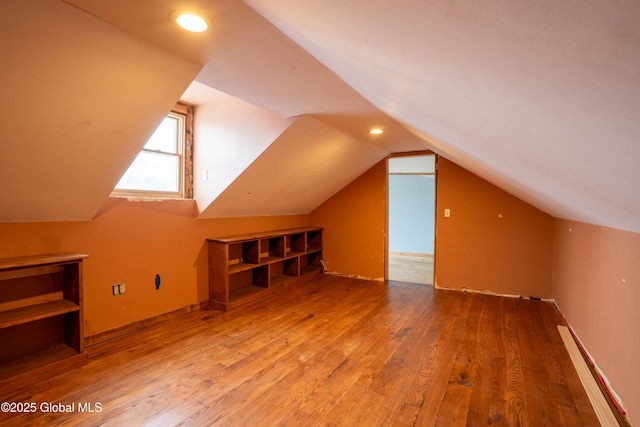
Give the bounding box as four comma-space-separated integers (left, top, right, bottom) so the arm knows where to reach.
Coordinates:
369, 128, 383, 135
174, 12, 209, 33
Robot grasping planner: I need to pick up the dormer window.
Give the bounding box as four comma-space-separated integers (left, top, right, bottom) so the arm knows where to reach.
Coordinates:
112, 102, 193, 199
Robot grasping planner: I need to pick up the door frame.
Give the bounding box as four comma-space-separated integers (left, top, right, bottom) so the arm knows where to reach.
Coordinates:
386, 151, 438, 283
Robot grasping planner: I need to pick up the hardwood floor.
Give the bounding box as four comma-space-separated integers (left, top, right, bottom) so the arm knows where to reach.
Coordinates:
388, 253, 433, 285
0, 275, 600, 426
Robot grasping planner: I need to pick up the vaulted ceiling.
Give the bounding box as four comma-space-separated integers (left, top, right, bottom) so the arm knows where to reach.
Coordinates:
1, 0, 639, 232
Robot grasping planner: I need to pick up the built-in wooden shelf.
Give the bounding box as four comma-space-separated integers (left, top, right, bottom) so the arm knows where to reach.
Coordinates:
207, 227, 323, 311
228, 263, 258, 274
0, 300, 80, 329
0, 253, 88, 395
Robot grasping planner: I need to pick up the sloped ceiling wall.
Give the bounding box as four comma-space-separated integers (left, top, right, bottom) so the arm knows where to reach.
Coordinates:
189, 85, 391, 218
245, 0, 640, 233
2, 0, 639, 232
192, 92, 295, 214
0, 0, 200, 222
63, 0, 427, 153
0, 0, 426, 223
199, 115, 388, 218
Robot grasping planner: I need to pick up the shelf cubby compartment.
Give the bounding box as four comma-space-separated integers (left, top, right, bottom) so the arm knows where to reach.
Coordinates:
286, 233, 306, 257
300, 250, 323, 275
228, 265, 269, 303
0, 314, 78, 366
228, 240, 260, 270
306, 229, 323, 251
283, 257, 300, 277
207, 227, 323, 311
260, 236, 285, 263
269, 261, 286, 286
270, 258, 301, 287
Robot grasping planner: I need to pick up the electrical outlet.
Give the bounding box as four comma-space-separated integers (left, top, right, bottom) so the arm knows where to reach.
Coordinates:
112, 283, 125, 296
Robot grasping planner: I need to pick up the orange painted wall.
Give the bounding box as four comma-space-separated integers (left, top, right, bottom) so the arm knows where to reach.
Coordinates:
435, 158, 554, 298
0, 198, 308, 336
311, 157, 553, 298
553, 219, 640, 424
309, 160, 386, 280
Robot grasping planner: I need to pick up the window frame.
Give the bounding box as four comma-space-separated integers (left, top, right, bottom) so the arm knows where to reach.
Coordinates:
111, 102, 194, 200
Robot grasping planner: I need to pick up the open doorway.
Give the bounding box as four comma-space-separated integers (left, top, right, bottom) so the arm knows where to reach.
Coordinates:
387, 154, 436, 285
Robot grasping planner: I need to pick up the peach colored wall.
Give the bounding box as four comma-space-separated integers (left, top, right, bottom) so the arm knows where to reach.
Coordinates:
310, 157, 553, 299
435, 158, 554, 298
553, 219, 640, 424
309, 160, 386, 280
0, 198, 308, 336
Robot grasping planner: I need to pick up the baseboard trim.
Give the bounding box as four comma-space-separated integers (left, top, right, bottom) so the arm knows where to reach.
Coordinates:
433, 284, 554, 302
84, 301, 208, 347
558, 325, 624, 426
553, 300, 631, 426
326, 271, 384, 282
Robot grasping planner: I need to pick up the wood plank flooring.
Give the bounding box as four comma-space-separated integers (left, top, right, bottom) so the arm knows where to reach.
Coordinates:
388, 253, 433, 285
0, 275, 600, 426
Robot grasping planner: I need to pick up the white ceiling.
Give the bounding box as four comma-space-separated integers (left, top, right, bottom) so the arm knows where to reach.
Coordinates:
243, 0, 640, 233
2, 0, 639, 232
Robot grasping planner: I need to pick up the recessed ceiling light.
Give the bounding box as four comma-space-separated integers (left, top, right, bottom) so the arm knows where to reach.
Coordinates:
369, 128, 383, 135
175, 13, 208, 33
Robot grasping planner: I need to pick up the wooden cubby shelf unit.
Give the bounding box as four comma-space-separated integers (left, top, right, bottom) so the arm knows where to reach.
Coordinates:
207, 227, 323, 311
0, 253, 88, 395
